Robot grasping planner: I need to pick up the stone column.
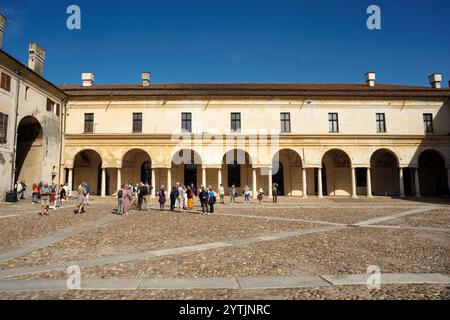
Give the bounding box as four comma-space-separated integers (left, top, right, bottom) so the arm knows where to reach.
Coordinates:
351, 167, 357, 198
116, 168, 122, 192
68, 168, 73, 196
302, 167, 307, 198
217, 168, 222, 190
399, 167, 405, 197
414, 168, 421, 197
167, 168, 172, 190
268, 168, 273, 198
101, 167, 106, 197
366, 167, 372, 197
252, 168, 257, 198
318, 167, 323, 198
202, 167, 207, 188
151, 168, 156, 196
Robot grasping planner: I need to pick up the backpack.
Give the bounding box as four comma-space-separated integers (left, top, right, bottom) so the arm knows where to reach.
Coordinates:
117, 189, 123, 199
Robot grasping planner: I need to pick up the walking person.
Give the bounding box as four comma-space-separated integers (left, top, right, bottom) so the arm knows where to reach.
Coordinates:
76, 182, 87, 214
218, 184, 225, 204
257, 186, 264, 204
208, 186, 216, 214
158, 186, 166, 211
122, 184, 132, 215
15, 181, 23, 201
272, 183, 278, 204
84, 183, 91, 205
117, 185, 124, 215
230, 184, 237, 205
170, 186, 177, 212
244, 185, 251, 205
59, 184, 67, 208
187, 186, 194, 209
39, 183, 51, 216
199, 186, 209, 215
49, 184, 57, 209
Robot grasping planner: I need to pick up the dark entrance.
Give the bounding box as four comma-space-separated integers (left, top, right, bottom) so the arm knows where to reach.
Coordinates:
141, 161, 151, 184
184, 164, 197, 187
272, 162, 284, 195
403, 168, 413, 196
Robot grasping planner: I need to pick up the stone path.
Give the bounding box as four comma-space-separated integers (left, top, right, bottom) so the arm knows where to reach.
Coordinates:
0, 273, 448, 292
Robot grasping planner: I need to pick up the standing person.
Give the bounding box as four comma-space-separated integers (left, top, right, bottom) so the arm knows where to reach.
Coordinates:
63, 183, 71, 198
117, 185, 124, 215
49, 184, 57, 209
170, 186, 177, 212
76, 182, 87, 214
207, 186, 216, 214
20, 181, 27, 199
158, 185, 166, 211
84, 183, 91, 205
59, 184, 67, 208
122, 184, 132, 215
230, 185, 237, 205
39, 183, 51, 216
147, 182, 154, 208
272, 183, 278, 204
218, 184, 225, 204
190, 183, 196, 196
15, 181, 23, 200
182, 186, 188, 210
244, 185, 251, 205
139, 182, 149, 211
177, 183, 183, 212
187, 186, 194, 209
257, 186, 264, 204
199, 186, 209, 215
32, 183, 39, 204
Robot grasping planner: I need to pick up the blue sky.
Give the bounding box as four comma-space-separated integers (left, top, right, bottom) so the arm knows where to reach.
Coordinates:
1, 0, 449, 86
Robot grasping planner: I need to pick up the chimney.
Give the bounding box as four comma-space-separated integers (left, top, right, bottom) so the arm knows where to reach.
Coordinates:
365, 72, 376, 87
428, 73, 442, 89
28, 43, 46, 76
142, 72, 151, 86
0, 14, 5, 50
82, 72, 94, 87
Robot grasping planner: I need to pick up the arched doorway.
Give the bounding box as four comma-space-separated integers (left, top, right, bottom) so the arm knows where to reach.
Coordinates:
370, 149, 400, 196
222, 149, 252, 194
122, 149, 152, 185
73, 149, 102, 195
172, 149, 202, 189
418, 150, 448, 196
271, 149, 303, 196
321, 149, 352, 196
15, 116, 44, 185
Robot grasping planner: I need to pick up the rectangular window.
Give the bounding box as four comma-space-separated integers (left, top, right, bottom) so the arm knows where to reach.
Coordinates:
46, 98, 55, 112
55, 103, 60, 117
181, 112, 192, 133
356, 168, 367, 187
0, 72, 11, 92
376, 113, 386, 133
328, 113, 339, 133
84, 113, 94, 133
280, 112, 291, 133
133, 112, 142, 133
231, 112, 241, 133
0, 112, 8, 144
423, 113, 433, 133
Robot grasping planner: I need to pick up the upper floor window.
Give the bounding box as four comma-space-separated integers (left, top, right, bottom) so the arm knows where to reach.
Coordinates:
328, 113, 339, 133
423, 113, 433, 133
181, 112, 192, 133
133, 112, 142, 133
231, 112, 241, 133
0, 112, 8, 144
280, 112, 291, 133
0, 72, 11, 92
84, 113, 94, 133
376, 113, 386, 133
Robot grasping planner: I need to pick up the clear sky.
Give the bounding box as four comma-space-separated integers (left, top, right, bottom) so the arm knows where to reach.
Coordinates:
1, 0, 449, 86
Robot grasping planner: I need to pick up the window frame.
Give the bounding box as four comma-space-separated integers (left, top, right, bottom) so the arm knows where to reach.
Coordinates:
132, 112, 143, 133
181, 112, 192, 133
84, 113, 94, 133
376, 113, 386, 133
0, 112, 8, 144
328, 113, 339, 133
280, 112, 291, 133
0, 72, 11, 92
231, 112, 241, 133
423, 113, 433, 133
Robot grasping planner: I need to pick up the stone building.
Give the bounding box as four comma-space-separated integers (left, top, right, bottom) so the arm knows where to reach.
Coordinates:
0, 16, 67, 200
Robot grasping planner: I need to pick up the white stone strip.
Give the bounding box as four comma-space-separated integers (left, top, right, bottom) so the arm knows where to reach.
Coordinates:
353, 207, 437, 226
359, 224, 450, 233
216, 213, 347, 226
0, 273, 449, 292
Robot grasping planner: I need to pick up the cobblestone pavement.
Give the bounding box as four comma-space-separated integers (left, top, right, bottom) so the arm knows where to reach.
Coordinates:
0, 196, 449, 300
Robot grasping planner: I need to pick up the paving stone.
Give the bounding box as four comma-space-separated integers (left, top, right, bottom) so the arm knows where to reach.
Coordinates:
237, 276, 330, 289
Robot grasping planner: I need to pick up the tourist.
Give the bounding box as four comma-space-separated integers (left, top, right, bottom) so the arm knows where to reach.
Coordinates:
170, 186, 177, 212
207, 186, 216, 213
19, 181, 26, 199
243, 185, 251, 205
117, 185, 124, 215
15, 181, 23, 200
199, 186, 209, 215
176, 183, 184, 212
158, 185, 166, 211
272, 183, 278, 203
84, 183, 91, 205
63, 183, 71, 198
32, 183, 40, 204
230, 184, 237, 205
49, 184, 56, 209
257, 186, 264, 203
190, 182, 196, 196
59, 184, 66, 208
182, 185, 188, 210
76, 182, 87, 214
139, 182, 149, 211
122, 184, 132, 215
218, 184, 225, 204
39, 183, 51, 216
187, 185, 194, 209
147, 182, 153, 208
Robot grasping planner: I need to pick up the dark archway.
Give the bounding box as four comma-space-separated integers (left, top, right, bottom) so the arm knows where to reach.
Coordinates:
122, 149, 152, 185
172, 149, 202, 189
418, 150, 448, 196
370, 149, 400, 196
272, 162, 284, 195
321, 149, 351, 196
73, 149, 102, 195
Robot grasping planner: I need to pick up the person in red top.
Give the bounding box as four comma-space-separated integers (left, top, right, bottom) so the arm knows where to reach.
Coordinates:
32, 183, 40, 204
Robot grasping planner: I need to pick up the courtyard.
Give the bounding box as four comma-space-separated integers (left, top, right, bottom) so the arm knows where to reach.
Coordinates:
0, 196, 449, 300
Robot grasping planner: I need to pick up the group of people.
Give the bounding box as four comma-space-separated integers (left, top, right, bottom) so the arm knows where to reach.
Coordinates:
32, 182, 70, 216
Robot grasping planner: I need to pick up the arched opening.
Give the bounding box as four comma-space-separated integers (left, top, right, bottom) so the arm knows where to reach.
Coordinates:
222, 149, 252, 194
418, 150, 448, 196
370, 149, 400, 196
321, 149, 352, 196
15, 116, 44, 185
272, 149, 303, 196
171, 149, 202, 189
73, 149, 102, 195
122, 149, 152, 185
